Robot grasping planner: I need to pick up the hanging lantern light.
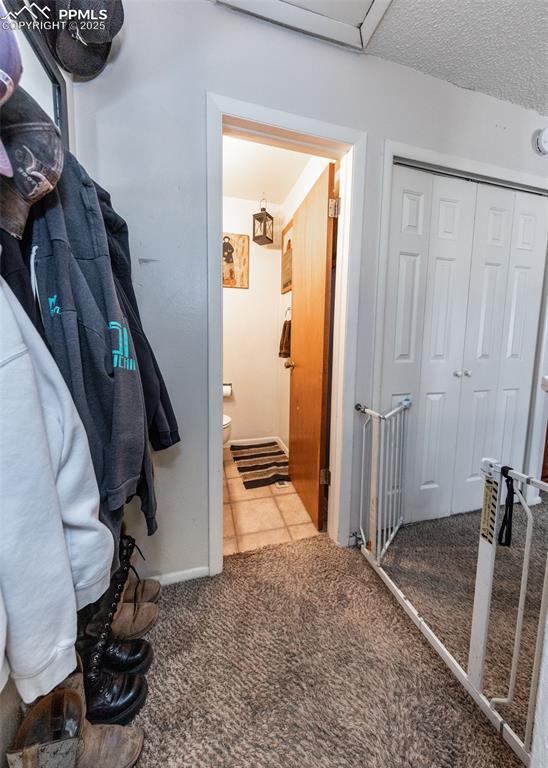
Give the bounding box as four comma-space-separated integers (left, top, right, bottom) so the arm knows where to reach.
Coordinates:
252, 197, 274, 245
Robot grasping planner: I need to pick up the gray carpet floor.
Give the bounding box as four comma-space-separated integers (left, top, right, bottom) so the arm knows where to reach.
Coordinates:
136, 536, 521, 768
383, 494, 548, 740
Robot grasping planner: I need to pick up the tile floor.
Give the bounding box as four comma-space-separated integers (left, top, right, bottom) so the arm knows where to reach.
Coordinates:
223, 445, 320, 555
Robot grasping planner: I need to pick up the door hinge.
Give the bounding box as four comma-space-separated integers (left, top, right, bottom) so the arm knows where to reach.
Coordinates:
328, 198, 341, 218
320, 468, 331, 486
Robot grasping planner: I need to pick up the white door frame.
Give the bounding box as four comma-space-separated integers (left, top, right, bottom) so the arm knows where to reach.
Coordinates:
206, 93, 367, 574
373, 140, 548, 514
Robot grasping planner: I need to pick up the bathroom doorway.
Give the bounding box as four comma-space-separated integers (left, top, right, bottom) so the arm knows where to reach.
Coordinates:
220, 135, 338, 555
207, 96, 367, 573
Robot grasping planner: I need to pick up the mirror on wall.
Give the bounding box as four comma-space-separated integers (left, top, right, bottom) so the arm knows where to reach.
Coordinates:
5, 10, 69, 146
15, 30, 57, 121
368, 162, 548, 746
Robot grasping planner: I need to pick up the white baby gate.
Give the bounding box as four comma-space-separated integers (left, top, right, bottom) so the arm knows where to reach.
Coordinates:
354, 397, 411, 564
355, 400, 548, 766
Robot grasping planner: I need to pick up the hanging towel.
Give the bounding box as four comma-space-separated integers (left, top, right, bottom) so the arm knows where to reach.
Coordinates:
279, 320, 291, 358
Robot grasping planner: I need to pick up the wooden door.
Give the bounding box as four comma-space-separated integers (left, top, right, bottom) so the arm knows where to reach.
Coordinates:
288, 164, 336, 529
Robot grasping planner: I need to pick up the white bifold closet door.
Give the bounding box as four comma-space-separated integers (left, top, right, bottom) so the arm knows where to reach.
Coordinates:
382, 165, 547, 523
452, 187, 547, 513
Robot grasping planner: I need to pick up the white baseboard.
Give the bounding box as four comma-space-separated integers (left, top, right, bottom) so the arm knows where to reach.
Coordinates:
277, 437, 289, 454
157, 566, 210, 586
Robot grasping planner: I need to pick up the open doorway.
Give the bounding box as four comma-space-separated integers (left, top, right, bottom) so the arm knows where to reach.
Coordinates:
206, 97, 367, 574
221, 134, 339, 555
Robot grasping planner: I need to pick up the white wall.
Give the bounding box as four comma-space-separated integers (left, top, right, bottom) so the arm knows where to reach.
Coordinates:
222, 197, 282, 441
69, 0, 548, 583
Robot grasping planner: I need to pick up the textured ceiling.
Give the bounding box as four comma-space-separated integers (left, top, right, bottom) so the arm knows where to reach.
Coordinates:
367, 0, 548, 115
223, 137, 311, 204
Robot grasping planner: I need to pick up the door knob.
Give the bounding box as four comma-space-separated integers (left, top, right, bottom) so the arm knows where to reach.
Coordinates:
463, 369, 472, 377
453, 370, 462, 377
284, 359, 295, 370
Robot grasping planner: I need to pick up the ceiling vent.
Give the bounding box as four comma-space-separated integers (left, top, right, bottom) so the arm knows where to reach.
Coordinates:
214, 0, 392, 50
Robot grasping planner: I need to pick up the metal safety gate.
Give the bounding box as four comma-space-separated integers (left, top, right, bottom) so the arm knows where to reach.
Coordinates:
355, 397, 411, 564
354, 403, 548, 766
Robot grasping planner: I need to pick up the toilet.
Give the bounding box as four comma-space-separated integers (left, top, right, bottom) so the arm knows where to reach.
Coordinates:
223, 414, 232, 444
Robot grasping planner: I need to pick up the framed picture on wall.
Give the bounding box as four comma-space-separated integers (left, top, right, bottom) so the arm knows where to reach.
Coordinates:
222, 233, 249, 289
281, 221, 293, 294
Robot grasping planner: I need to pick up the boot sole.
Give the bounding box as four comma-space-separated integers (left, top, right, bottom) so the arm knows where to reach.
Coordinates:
90, 678, 149, 727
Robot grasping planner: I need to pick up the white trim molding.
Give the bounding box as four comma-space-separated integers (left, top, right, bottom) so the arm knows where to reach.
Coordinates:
206, 92, 367, 575
158, 566, 210, 587
214, 0, 392, 51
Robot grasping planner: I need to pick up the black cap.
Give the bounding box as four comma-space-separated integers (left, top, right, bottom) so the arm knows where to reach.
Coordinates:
34, 0, 124, 80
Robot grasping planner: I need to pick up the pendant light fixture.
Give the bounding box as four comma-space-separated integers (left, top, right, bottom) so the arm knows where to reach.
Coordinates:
252, 197, 274, 245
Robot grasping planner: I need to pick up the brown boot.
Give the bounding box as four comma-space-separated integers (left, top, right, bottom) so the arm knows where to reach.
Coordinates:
60, 655, 144, 768
7, 689, 82, 768
111, 601, 159, 640
123, 572, 162, 604
78, 720, 143, 768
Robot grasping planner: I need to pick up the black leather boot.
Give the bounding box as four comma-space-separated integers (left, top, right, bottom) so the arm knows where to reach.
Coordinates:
80, 563, 148, 725
103, 636, 153, 675
84, 664, 148, 726
81, 635, 153, 675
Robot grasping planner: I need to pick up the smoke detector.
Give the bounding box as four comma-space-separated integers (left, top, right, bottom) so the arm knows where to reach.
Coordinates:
533, 128, 548, 155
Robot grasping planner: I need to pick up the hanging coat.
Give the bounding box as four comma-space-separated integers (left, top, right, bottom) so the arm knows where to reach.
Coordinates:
26, 163, 157, 543
0, 277, 113, 702
93, 181, 180, 451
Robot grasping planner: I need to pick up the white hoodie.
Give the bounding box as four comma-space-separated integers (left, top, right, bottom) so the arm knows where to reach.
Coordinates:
0, 277, 114, 702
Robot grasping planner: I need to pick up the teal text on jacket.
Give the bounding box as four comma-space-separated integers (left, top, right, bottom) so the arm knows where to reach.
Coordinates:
48, 295, 61, 317
108, 321, 136, 371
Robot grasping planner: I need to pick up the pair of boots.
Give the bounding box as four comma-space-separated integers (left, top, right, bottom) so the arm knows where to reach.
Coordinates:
7, 658, 143, 768
79, 535, 161, 726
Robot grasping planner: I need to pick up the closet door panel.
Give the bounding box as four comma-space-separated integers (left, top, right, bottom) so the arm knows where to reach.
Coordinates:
407, 176, 477, 521
496, 192, 548, 471
381, 167, 433, 523
381, 166, 433, 408
452, 185, 515, 514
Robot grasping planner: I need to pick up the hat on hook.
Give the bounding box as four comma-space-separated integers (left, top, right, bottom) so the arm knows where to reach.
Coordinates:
35, 0, 124, 80
0, 5, 23, 177
0, 88, 64, 239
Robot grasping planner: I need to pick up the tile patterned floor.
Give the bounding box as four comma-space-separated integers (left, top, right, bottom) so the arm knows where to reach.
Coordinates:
223, 446, 319, 555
